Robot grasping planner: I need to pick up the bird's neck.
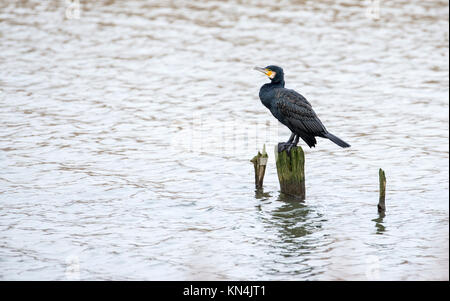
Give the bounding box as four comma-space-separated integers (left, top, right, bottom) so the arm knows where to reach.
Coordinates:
260, 81, 285, 95
260, 81, 285, 108
270, 80, 285, 88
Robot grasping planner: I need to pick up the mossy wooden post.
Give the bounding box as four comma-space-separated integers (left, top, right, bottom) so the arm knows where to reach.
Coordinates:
378, 168, 386, 212
250, 145, 268, 189
275, 146, 305, 199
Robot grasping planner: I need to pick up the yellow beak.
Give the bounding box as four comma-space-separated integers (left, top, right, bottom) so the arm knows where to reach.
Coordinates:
254, 66, 272, 77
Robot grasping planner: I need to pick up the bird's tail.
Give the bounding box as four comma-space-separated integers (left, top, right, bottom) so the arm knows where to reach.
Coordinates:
323, 132, 351, 148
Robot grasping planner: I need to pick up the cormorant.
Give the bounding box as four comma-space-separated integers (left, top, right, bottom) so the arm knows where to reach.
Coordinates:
254, 65, 350, 152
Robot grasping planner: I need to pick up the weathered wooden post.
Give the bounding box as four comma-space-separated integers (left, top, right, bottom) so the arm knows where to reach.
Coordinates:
378, 168, 386, 212
275, 146, 305, 200
250, 145, 268, 189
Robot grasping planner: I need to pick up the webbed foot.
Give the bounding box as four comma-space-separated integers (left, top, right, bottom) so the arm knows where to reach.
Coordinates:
286, 143, 295, 155
278, 142, 289, 153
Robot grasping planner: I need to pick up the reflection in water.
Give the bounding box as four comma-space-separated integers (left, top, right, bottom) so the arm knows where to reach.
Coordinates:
256, 195, 326, 277
254, 188, 271, 200
270, 200, 314, 243
372, 211, 386, 235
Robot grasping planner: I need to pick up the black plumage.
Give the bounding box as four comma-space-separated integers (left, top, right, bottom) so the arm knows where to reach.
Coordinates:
255, 65, 350, 151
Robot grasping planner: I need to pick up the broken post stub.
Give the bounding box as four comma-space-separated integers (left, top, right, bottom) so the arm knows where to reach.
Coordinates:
275, 145, 305, 200
378, 168, 386, 212
250, 145, 268, 189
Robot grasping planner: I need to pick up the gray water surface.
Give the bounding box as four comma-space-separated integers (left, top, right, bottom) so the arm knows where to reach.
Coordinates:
0, 0, 448, 280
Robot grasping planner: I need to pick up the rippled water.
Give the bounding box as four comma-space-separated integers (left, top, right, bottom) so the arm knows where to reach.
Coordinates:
0, 0, 448, 280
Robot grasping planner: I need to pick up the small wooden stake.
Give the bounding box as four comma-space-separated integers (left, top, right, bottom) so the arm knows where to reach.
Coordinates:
378, 168, 386, 212
250, 145, 268, 189
275, 145, 305, 200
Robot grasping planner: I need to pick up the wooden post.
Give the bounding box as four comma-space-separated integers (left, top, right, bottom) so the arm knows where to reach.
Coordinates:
250, 145, 268, 189
275, 146, 305, 200
378, 168, 386, 212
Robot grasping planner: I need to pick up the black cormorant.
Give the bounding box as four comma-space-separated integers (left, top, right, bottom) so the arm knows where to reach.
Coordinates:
255, 65, 350, 152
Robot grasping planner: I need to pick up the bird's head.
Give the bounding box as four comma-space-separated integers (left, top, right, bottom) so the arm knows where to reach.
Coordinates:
254, 65, 284, 84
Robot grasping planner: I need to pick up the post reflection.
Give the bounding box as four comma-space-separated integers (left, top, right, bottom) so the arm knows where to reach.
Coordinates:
256, 191, 324, 264
372, 211, 386, 235
254, 188, 271, 200
254, 192, 325, 277
271, 195, 313, 243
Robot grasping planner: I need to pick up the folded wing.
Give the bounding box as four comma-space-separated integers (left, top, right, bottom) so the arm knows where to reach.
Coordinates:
275, 88, 327, 137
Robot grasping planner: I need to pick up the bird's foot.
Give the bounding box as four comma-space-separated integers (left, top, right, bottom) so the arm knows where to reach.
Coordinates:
286, 143, 296, 155
277, 142, 289, 153
278, 142, 298, 155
